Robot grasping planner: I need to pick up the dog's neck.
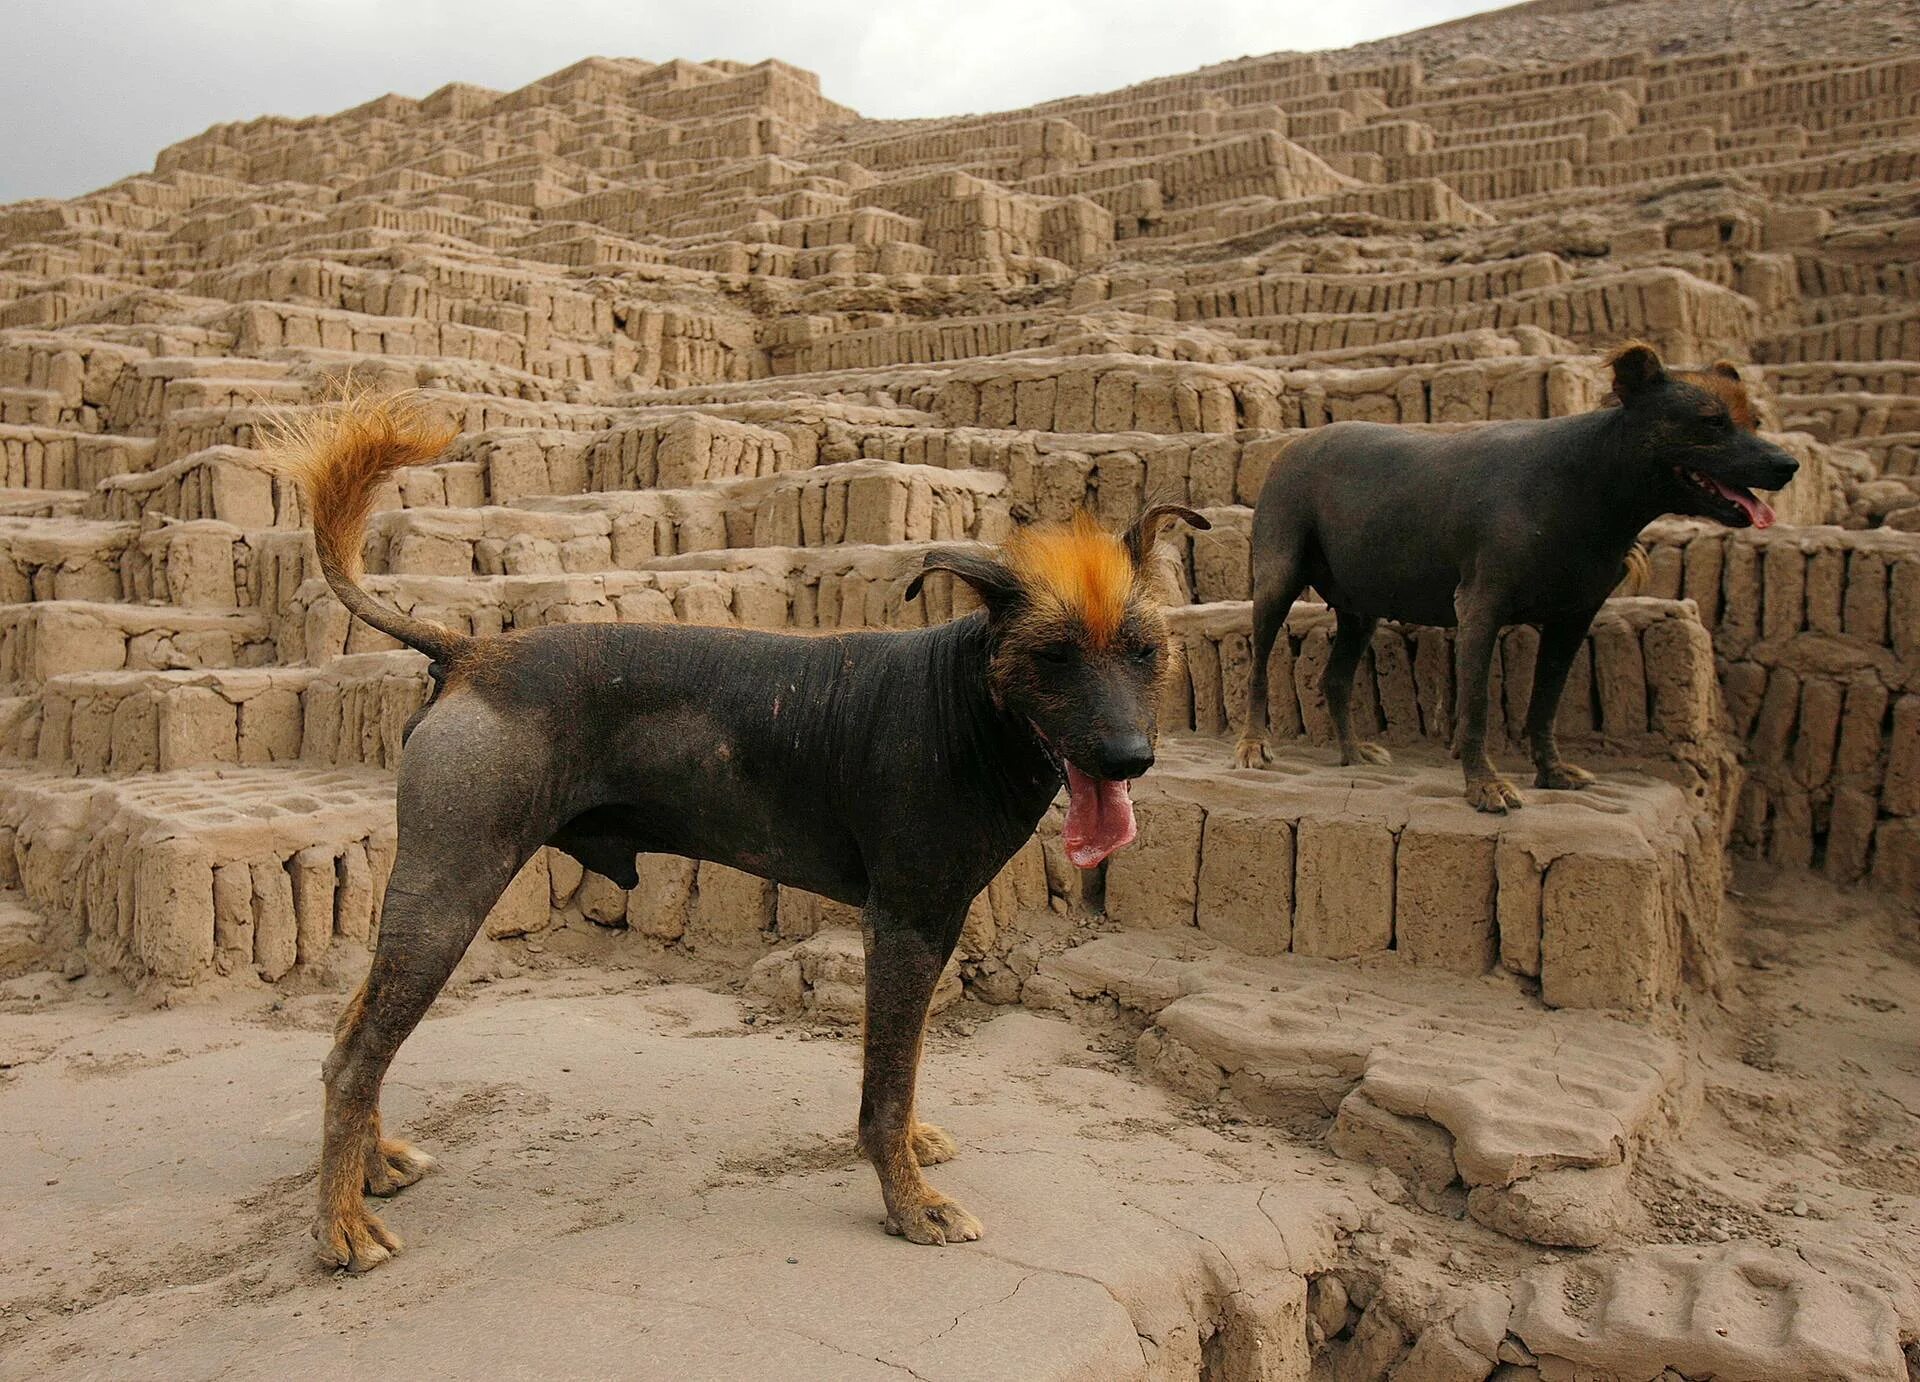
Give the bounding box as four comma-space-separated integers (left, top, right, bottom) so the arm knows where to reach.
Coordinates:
939, 614, 1066, 816
1577, 407, 1679, 545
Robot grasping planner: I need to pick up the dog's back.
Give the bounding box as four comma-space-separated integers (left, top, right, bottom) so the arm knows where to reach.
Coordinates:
1252, 412, 1636, 627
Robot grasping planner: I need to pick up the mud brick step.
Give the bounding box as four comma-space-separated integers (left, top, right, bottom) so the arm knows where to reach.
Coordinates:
1848, 431, 1920, 477
0, 515, 291, 611
0, 489, 87, 518
0, 760, 1052, 988
1779, 390, 1920, 442
0, 388, 73, 429
1036, 925, 1689, 1240
88, 444, 300, 528
1161, 597, 1728, 783
0, 517, 138, 602
0, 425, 155, 489
7, 664, 329, 775
1505, 1242, 1912, 1381
0, 763, 401, 983
1074, 738, 1723, 1013
1634, 521, 1920, 888
1219, 268, 1761, 364
1166, 253, 1572, 321
97, 355, 301, 433
1762, 361, 1920, 397
0, 331, 147, 423
405, 411, 815, 507
1758, 309, 1920, 365
364, 459, 1011, 575
0, 601, 274, 684
275, 542, 973, 659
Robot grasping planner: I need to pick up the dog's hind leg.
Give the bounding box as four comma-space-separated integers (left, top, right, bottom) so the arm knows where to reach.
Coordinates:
1326, 608, 1392, 766
1526, 613, 1599, 791
857, 902, 979, 1246
316, 873, 514, 1272
1453, 586, 1523, 813
314, 702, 554, 1272
1235, 546, 1308, 769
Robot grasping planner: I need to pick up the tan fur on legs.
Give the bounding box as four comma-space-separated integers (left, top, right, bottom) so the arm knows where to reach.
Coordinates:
314, 1077, 401, 1273
332, 980, 438, 1199
362, 1109, 438, 1197
315, 978, 404, 1271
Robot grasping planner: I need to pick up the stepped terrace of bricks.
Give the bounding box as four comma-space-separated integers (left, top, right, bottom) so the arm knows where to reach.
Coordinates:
1, 35, 1917, 1382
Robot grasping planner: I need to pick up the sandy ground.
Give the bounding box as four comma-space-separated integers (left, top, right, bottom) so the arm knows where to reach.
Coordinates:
0, 866, 1915, 1381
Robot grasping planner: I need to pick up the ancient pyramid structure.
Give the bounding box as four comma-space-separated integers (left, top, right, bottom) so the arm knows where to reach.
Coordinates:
5, 41, 1916, 991
2, 22, 1918, 1382
0, 40, 1912, 990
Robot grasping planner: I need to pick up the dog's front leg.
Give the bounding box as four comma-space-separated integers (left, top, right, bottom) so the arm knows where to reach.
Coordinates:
1453, 587, 1522, 813
1527, 614, 1599, 791
857, 904, 980, 1246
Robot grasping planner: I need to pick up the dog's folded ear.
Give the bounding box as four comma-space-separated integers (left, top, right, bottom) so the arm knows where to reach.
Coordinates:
1708, 359, 1743, 382
905, 547, 1024, 613
1124, 503, 1211, 568
1608, 340, 1667, 401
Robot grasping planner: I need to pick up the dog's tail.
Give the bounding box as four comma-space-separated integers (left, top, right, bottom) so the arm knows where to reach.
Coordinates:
262, 391, 470, 665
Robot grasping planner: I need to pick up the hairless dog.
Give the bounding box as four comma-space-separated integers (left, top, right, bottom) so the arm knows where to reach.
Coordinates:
1234, 342, 1798, 810
268, 393, 1206, 1270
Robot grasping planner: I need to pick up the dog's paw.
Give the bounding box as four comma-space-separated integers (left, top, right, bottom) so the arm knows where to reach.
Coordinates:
1535, 762, 1596, 791
885, 1194, 982, 1246
314, 1204, 402, 1273
1233, 737, 1271, 769
1464, 776, 1524, 814
364, 1136, 437, 1198
1343, 741, 1393, 767
911, 1122, 956, 1167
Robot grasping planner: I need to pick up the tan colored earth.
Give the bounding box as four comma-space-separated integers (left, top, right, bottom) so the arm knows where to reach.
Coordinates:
0, 3, 1917, 1378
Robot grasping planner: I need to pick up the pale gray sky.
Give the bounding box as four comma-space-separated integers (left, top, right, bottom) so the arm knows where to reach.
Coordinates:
3, 0, 1502, 204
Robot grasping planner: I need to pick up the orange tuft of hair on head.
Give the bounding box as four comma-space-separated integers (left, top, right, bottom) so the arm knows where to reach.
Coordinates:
1004, 511, 1135, 645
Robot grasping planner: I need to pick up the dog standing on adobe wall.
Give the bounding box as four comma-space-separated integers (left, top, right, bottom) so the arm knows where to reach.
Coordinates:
1233, 342, 1799, 810
268, 393, 1206, 1270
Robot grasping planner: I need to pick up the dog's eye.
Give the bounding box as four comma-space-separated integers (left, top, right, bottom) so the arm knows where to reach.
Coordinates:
1036, 645, 1075, 665
1129, 644, 1157, 664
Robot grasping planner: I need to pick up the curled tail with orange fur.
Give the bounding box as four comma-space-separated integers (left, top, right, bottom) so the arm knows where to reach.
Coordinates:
263, 392, 470, 665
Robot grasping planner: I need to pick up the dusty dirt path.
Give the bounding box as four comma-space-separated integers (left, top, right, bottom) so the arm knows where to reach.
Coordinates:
1, 867, 1915, 1380
0, 967, 1361, 1380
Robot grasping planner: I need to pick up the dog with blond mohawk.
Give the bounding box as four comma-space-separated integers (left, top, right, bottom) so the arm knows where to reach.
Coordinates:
267, 393, 1206, 1271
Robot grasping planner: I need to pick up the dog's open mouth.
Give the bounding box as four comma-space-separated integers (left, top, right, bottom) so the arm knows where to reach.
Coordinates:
1063, 762, 1136, 869
1032, 724, 1138, 868
1680, 466, 1775, 529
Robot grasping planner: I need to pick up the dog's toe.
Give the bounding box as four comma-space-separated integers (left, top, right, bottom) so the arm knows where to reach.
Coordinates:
1536, 762, 1596, 791
911, 1122, 957, 1166
886, 1195, 983, 1246
314, 1206, 402, 1273
1465, 777, 1524, 813
364, 1136, 437, 1198
1350, 742, 1393, 766
1232, 737, 1271, 770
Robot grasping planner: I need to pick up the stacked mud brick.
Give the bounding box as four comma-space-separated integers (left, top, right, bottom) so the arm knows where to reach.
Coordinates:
1, 46, 1916, 1008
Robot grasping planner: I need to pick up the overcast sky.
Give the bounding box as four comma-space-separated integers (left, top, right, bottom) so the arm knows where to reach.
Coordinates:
4, 0, 1501, 204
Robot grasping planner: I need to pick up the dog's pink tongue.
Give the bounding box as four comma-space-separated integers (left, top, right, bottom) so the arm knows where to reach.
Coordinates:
1063, 763, 1136, 869
1709, 475, 1775, 529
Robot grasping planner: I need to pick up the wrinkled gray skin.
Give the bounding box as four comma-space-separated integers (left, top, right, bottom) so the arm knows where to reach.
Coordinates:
313, 504, 1206, 1272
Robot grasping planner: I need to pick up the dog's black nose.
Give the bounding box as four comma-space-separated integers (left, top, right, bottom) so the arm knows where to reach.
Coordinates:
1096, 735, 1155, 780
